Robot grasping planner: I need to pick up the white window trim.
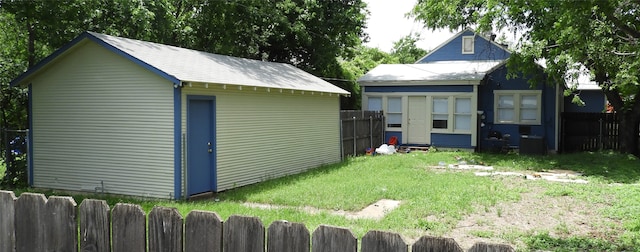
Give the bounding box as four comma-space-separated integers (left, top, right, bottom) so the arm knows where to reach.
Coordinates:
431, 95, 473, 134
386, 96, 403, 130
493, 90, 542, 125
364, 95, 404, 131
462, 36, 474, 54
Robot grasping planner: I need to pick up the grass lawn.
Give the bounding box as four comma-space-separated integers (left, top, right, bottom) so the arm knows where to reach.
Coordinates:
8, 151, 640, 251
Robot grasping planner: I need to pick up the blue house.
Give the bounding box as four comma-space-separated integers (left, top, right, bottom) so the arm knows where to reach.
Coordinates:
358, 29, 562, 153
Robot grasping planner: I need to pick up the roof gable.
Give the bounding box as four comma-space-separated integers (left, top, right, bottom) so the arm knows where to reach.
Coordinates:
416, 29, 511, 63
12, 32, 349, 95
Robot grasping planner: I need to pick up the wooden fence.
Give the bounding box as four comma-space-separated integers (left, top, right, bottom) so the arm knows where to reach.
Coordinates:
340, 110, 385, 158
0, 191, 514, 252
560, 112, 620, 152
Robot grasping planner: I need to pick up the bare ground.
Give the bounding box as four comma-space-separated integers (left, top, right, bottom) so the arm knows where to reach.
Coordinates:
440, 177, 621, 250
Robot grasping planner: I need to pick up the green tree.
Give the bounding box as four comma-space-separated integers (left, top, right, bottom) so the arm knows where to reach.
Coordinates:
390, 32, 428, 63
411, 0, 640, 155
0, 0, 369, 185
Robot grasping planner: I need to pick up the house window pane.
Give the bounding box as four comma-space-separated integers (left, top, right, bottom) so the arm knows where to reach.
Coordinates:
433, 98, 448, 113
521, 108, 537, 121
388, 97, 402, 113
463, 36, 474, 53
368, 97, 382, 111
498, 95, 514, 107
387, 97, 402, 128
455, 98, 471, 113
455, 115, 471, 130
521, 95, 537, 108
387, 114, 402, 128
498, 108, 514, 121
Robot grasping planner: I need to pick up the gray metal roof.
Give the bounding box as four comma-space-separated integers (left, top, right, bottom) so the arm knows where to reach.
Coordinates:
357, 60, 505, 85
89, 32, 349, 94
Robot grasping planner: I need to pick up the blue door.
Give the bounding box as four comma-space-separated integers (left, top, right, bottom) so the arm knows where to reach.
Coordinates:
187, 97, 216, 196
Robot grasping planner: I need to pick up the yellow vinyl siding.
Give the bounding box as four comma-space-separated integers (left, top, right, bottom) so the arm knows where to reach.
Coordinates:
30, 42, 175, 198
182, 85, 341, 192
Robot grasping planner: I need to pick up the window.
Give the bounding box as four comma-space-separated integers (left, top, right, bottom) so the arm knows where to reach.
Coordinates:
387, 97, 402, 128
494, 91, 542, 124
462, 36, 474, 54
432, 98, 448, 129
367, 97, 382, 111
454, 98, 471, 131
432, 96, 472, 132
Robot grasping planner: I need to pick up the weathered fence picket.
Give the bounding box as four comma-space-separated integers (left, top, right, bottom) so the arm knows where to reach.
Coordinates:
79, 199, 111, 252
15, 193, 47, 252
149, 206, 183, 252
361, 230, 408, 252
312, 225, 358, 252
223, 215, 265, 252
412, 235, 463, 252
0, 191, 516, 252
112, 203, 146, 252
0, 190, 16, 252
267, 220, 310, 252
45, 196, 78, 252
185, 210, 223, 252
468, 242, 515, 252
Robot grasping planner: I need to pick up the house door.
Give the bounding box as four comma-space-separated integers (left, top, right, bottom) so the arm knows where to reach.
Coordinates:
187, 97, 216, 196
407, 96, 429, 144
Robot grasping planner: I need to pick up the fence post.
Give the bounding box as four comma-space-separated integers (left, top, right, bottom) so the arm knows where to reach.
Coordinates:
149, 206, 183, 252
411, 235, 463, 252
267, 220, 310, 252
15, 193, 47, 252
0, 190, 16, 252
223, 215, 265, 252
361, 230, 407, 252
311, 225, 357, 252
599, 117, 603, 150
185, 210, 223, 252
45, 196, 78, 252
80, 199, 111, 252
353, 116, 357, 156
112, 203, 146, 252
340, 118, 344, 160
369, 116, 373, 149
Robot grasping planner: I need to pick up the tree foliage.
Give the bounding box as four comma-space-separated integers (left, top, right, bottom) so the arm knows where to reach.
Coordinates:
0, 0, 368, 186
411, 0, 640, 155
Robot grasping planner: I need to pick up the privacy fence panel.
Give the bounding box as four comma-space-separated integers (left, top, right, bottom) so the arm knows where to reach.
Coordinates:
340, 110, 384, 158
561, 112, 622, 152
1, 191, 514, 252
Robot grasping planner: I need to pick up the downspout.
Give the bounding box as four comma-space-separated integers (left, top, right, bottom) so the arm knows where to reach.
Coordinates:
173, 81, 183, 199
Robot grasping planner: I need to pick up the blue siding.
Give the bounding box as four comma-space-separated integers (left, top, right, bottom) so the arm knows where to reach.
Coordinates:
478, 65, 558, 151
564, 90, 605, 113
364, 85, 473, 93
418, 30, 510, 63
431, 134, 473, 148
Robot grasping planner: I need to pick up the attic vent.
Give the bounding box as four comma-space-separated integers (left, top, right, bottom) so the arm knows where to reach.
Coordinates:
462, 36, 474, 54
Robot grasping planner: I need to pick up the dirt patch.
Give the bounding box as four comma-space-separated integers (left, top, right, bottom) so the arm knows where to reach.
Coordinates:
243, 199, 401, 220
442, 178, 619, 250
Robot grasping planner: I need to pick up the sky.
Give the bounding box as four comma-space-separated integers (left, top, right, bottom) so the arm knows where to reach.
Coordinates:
362, 0, 455, 53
